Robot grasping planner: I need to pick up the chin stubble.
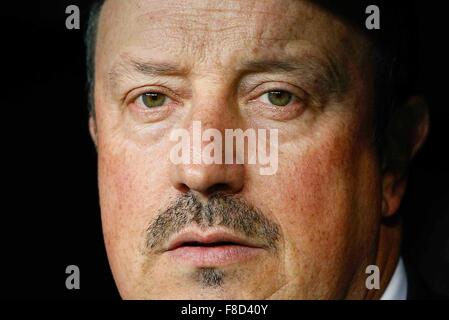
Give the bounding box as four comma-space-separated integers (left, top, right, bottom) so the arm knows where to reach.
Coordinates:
194, 267, 225, 288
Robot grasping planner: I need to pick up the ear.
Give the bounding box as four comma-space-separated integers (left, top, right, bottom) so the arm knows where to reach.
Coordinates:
381, 173, 407, 217
381, 96, 430, 217
89, 116, 98, 148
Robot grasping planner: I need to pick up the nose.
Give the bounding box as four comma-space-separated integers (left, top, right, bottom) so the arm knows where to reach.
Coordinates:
171, 161, 244, 197
169, 96, 245, 198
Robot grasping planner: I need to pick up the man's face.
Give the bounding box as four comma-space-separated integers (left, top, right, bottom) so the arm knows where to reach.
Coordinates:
93, 0, 382, 299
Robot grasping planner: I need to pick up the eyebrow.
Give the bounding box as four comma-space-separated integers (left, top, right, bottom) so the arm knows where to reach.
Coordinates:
108, 54, 349, 100
107, 58, 188, 92
131, 60, 188, 77
239, 57, 349, 99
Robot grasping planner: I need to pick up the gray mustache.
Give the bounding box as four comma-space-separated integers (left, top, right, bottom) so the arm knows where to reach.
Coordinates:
146, 192, 281, 251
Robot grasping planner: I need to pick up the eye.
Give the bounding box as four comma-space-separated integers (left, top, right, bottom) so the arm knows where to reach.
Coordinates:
140, 92, 170, 108
260, 90, 295, 107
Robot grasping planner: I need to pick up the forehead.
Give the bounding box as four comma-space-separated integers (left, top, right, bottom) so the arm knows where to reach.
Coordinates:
97, 0, 366, 75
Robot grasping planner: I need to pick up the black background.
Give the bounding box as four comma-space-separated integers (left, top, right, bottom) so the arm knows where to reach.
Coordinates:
1, 1, 448, 299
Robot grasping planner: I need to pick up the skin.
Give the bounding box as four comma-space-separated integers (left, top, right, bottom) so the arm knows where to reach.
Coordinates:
89, 0, 429, 299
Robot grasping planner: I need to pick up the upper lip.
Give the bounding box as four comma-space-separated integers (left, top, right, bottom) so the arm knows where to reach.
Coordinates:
166, 228, 262, 251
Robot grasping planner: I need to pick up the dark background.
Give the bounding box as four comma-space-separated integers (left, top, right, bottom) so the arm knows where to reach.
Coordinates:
1, 1, 448, 299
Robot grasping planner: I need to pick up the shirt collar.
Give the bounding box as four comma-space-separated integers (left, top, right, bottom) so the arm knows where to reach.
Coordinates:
380, 258, 408, 300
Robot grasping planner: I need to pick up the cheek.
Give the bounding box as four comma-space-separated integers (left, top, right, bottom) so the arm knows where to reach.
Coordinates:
98, 141, 173, 233
281, 139, 380, 243
96, 135, 174, 293
251, 118, 382, 295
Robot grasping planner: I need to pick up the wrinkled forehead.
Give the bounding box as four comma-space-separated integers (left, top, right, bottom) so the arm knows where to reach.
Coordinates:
96, 0, 367, 74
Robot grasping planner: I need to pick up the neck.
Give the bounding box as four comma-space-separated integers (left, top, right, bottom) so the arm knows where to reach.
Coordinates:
366, 219, 402, 299
345, 218, 402, 299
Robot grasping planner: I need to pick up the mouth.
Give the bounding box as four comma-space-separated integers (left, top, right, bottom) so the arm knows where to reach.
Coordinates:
165, 229, 265, 267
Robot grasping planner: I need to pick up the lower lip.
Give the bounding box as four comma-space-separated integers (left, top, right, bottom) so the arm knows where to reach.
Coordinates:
167, 245, 264, 267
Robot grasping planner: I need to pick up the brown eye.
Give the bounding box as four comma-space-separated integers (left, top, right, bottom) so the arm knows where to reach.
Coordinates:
141, 92, 167, 108
266, 91, 293, 106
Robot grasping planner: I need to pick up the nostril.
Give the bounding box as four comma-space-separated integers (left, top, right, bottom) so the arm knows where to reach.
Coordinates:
206, 183, 232, 196
170, 157, 245, 196
176, 183, 190, 194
